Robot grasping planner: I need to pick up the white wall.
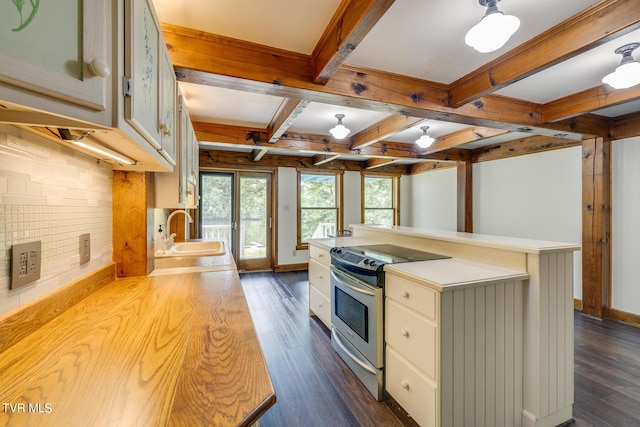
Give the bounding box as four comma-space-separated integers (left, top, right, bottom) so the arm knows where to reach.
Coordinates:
0, 125, 113, 316
473, 147, 583, 298
401, 167, 457, 230
612, 137, 640, 315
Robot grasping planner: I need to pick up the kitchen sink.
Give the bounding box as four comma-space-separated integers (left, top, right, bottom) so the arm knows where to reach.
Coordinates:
155, 240, 226, 257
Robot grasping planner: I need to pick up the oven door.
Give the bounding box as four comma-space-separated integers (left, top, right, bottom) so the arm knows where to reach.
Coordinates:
330, 266, 383, 368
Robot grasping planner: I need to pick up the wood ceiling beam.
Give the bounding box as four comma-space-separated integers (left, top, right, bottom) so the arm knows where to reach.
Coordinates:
414, 126, 509, 156
449, 0, 640, 108
542, 115, 610, 139
268, 99, 309, 142
251, 148, 269, 162
312, 154, 340, 165
351, 115, 426, 150
542, 84, 640, 123
312, 0, 395, 84
164, 25, 594, 138
471, 135, 582, 163
408, 161, 457, 175
193, 121, 418, 158
364, 158, 399, 169
610, 111, 640, 140
201, 149, 409, 174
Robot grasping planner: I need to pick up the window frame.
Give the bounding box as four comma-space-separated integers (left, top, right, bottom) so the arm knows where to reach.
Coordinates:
361, 173, 400, 226
296, 170, 343, 249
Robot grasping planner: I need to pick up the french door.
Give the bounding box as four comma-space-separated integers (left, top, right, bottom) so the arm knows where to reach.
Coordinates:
199, 171, 273, 271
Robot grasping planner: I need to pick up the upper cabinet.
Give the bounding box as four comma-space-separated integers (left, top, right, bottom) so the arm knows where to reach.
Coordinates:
0, 0, 112, 125
0, 0, 180, 172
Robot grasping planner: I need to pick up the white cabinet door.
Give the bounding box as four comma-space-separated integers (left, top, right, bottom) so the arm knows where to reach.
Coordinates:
0, 0, 109, 111
124, 0, 162, 150
158, 49, 177, 165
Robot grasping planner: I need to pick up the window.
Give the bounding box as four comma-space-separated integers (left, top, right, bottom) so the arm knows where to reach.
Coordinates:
362, 175, 399, 226
298, 172, 342, 246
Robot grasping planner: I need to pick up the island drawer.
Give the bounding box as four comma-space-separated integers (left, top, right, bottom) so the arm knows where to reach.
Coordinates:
386, 345, 437, 427
386, 273, 437, 321
309, 244, 331, 267
309, 285, 330, 327
386, 298, 437, 380
308, 258, 330, 296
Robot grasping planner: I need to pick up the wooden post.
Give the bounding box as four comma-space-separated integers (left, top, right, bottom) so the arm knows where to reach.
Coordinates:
113, 172, 155, 277
581, 137, 611, 318
457, 160, 473, 233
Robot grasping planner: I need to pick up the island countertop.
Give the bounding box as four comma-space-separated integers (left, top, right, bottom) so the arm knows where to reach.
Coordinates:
0, 260, 275, 426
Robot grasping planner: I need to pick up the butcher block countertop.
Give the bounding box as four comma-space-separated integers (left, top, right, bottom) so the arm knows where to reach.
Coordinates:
0, 257, 275, 426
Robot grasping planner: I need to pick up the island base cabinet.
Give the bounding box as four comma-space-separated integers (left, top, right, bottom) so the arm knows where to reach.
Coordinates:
386, 346, 437, 427
308, 243, 331, 329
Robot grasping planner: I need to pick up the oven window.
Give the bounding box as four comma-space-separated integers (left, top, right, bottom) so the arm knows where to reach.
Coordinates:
334, 287, 368, 342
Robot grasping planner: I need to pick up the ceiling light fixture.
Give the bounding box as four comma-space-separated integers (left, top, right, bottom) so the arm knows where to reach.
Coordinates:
415, 126, 435, 148
602, 43, 640, 90
329, 114, 351, 139
465, 0, 520, 53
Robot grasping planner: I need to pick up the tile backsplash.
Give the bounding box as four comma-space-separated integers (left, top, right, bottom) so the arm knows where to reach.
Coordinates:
0, 124, 113, 317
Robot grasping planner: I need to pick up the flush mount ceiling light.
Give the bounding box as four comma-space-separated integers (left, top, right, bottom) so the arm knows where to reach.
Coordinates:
415, 126, 435, 148
329, 114, 351, 139
465, 0, 520, 53
602, 43, 640, 89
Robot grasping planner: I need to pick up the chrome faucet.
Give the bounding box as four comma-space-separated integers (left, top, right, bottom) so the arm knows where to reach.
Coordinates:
166, 210, 194, 246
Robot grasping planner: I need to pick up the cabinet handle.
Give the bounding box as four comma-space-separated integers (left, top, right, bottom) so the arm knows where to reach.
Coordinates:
318, 275, 323, 280
318, 302, 323, 308
401, 328, 409, 338
89, 59, 111, 78
401, 290, 410, 298
401, 380, 410, 390
160, 123, 172, 137
318, 253, 324, 258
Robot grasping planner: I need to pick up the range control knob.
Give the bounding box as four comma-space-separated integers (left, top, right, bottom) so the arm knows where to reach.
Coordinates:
369, 261, 378, 268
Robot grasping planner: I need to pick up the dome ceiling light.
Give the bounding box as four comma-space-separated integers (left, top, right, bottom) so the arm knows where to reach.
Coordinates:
415, 126, 435, 148
602, 43, 640, 90
329, 114, 351, 139
465, 0, 520, 53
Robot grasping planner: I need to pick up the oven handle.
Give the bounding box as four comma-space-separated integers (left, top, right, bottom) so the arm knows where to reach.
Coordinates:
330, 270, 375, 297
332, 327, 377, 375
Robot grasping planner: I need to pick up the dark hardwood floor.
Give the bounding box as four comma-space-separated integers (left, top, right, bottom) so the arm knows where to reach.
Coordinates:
239, 271, 640, 427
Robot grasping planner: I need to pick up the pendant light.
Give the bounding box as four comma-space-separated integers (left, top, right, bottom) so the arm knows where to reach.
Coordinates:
602, 43, 640, 90
465, 0, 520, 53
415, 126, 435, 148
329, 114, 351, 139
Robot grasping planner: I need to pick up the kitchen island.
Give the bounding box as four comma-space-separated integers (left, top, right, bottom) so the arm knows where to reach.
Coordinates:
0, 254, 275, 426
310, 225, 579, 427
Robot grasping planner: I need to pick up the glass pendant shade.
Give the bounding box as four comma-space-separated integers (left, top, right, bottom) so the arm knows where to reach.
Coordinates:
602, 44, 640, 89
465, 3, 520, 53
415, 126, 435, 148
330, 114, 351, 139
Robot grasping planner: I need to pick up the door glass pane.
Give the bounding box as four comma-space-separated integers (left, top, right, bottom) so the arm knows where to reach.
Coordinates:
240, 176, 267, 260
200, 174, 234, 252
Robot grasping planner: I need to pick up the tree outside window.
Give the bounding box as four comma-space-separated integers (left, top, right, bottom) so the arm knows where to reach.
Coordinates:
362, 175, 398, 226
298, 172, 341, 245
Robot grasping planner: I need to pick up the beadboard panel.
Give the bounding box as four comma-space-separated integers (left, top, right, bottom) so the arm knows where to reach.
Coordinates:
440, 281, 524, 427
522, 251, 574, 426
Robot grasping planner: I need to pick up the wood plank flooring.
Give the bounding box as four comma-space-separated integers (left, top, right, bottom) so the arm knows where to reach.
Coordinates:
240, 271, 640, 427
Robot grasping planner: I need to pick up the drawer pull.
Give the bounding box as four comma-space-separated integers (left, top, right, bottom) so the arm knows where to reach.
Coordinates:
401, 380, 410, 390
318, 253, 324, 258
319, 275, 323, 280
318, 302, 324, 308
401, 290, 410, 298
401, 328, 410, 338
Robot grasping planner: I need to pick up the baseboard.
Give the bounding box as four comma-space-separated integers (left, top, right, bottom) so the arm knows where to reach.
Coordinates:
274, 263, 308, 272
0, 263, 116, 354
574, 298, 582, 310
608, 307, 640, 328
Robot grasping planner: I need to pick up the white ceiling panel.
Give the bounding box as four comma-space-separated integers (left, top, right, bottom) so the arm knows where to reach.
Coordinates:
287, 102, 391, 136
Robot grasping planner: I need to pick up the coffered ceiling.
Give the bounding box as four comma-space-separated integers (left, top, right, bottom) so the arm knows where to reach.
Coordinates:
152, 0, 640, 170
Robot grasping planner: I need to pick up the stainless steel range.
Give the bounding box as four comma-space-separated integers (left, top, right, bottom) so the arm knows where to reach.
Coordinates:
329, 244, 449, 400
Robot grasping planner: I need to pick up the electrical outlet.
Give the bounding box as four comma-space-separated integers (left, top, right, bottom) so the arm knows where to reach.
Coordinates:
79, 233, 90, 265
10, 241, 41, 290
292, 249, 296, 257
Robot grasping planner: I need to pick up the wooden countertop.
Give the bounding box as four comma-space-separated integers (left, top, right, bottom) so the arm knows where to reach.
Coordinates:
0, 263, 275, 426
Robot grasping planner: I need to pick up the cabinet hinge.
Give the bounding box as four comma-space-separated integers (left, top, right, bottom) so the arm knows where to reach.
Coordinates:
123, 76, 132, 97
